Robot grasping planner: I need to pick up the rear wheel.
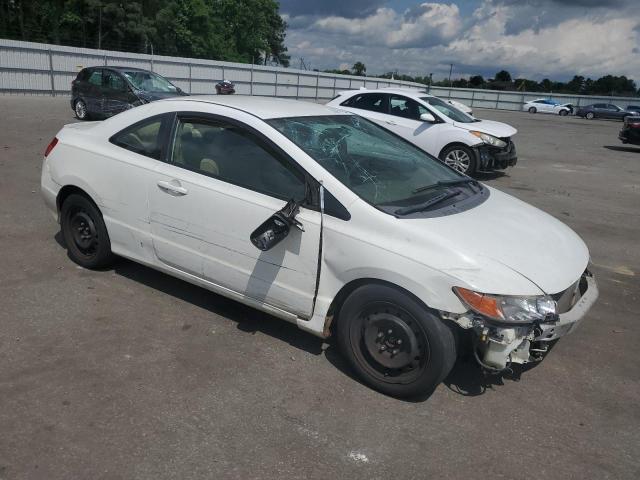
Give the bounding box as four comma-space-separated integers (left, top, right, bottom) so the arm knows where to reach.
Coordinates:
559, 109, 568, 116
60, 194, 115, 269
337, 284, 457, 398
440, 144, 476, 175
74, 99, 89, 120
585, 112, 595, 120
528, 107, 537, 113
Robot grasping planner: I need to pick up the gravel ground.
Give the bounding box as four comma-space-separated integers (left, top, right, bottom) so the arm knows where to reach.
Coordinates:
0, 95, 639, 480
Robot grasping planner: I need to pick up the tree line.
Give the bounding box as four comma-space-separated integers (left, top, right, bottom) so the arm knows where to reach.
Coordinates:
377, 69, 639, 97
0, 0, 290, 66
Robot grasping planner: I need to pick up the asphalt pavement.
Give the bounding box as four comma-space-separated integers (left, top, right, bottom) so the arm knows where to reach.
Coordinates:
0, 95, 638, 479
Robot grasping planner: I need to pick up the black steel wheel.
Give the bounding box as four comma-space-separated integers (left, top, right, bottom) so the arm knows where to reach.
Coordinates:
337, 284, 456, 398
60, 193, 115, 269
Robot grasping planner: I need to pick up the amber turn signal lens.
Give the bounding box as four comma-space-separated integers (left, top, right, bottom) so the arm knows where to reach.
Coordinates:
453, 287, 504, 320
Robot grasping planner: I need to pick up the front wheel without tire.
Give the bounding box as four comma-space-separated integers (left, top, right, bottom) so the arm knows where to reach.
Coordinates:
440, 145, 476, 175
337, 284, 457, 398
61, 194, 115, 269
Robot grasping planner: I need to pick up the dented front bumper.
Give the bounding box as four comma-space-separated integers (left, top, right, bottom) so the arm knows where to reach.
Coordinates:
448, 271, 598, 371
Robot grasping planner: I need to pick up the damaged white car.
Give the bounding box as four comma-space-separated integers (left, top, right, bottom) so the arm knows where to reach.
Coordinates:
41, 96, 598, 398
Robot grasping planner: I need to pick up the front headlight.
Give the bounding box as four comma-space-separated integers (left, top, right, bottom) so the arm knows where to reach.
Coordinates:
453, 287, 557, 324
470, 131, 507, 148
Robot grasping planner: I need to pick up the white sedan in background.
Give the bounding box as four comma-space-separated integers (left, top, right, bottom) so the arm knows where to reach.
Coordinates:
524, 98, 571, 116
327, 88, 517, 176
41, 96, 597, 398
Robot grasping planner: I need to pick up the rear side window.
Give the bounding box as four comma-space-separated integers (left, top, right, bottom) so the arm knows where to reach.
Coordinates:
110, 115, 167, 160
88, 70, 103, 86
341, 93, 387, 113
104, 71, 126, 91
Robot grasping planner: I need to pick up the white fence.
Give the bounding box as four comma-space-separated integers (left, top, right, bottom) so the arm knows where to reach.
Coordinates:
427, 86, 639, 111
0, 39, 426, 100
1, 39, 637, 109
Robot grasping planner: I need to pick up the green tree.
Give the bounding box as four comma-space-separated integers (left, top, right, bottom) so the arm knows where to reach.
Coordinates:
352, 61, 366, 76
469, 75, 484, 87
494, 70, 512, 82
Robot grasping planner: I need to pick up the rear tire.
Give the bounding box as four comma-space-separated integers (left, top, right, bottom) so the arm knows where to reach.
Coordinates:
337, 284, 457, 398
74, 99, 89, 120
528, 107, 537, 113
585, 112, 595, 120
60, 194, 115, 269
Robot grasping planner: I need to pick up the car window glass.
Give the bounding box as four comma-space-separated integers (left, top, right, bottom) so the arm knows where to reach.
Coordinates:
104, 71, 125, 91
171, 119, 306, 201
111, 117, 163, 159
123, 70, 177, 93
594, 104, 606, 108
269, 115, 462, 206
342, 93, 386, 113
88, 70, 102, 86
389, 95, 429, 120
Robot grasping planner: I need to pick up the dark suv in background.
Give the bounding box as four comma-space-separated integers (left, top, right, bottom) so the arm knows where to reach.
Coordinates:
71, 66, 188, 120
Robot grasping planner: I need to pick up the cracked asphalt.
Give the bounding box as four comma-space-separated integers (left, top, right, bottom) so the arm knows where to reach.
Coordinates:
0, 95, 638, 479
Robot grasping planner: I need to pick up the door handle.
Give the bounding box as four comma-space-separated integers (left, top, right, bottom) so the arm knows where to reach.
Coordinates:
157, 180, 188, 196
386, 120, 397, 126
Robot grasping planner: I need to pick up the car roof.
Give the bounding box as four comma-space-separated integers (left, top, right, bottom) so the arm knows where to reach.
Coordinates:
338, 87, 429, 99
84, 66, 151, 73
159, 95, 349, 119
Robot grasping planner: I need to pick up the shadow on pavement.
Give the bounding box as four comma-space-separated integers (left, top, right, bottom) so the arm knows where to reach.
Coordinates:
604, 145, 640, 153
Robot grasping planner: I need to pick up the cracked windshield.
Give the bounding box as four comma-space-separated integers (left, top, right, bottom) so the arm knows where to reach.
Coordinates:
269, 115, 462, 206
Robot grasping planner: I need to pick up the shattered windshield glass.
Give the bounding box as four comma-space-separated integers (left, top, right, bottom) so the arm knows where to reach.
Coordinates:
268, 115, 463, 206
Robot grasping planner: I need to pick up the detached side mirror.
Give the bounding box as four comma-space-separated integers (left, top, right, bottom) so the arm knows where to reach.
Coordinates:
420, 112, 436, 122
250, 199, 304, 251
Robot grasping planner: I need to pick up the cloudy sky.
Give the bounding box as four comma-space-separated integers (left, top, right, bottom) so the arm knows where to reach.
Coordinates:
279, 0, 640, 81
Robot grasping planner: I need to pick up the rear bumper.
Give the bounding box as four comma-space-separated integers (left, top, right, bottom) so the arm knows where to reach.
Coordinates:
474, 141, 517, 171
619, 129, 640, 145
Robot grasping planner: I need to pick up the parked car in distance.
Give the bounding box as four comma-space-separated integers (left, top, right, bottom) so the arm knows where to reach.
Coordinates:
619, 116, 640, 145
523, 98, 571, 116
41, 96, 598, 398
327, 88, 517, 176
71, 66, 187, 120
576, 103, 640, 120
215, 79, 235, 95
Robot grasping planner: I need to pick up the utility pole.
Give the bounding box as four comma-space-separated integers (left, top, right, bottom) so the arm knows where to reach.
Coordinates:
448, 63, 453, 87
98, 3, 102, 49
429, 72, 433, 92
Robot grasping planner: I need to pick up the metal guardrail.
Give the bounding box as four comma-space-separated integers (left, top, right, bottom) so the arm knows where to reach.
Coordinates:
2, 39, 637, 110
0, 38, 426, 100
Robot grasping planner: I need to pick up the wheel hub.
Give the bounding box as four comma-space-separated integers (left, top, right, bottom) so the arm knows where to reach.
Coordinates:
363, 313, 420, 370
444, 149, 470, 173
70, 211, 97, 253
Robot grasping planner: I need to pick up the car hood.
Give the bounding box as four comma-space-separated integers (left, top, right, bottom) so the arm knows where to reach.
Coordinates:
136, 90, 188, 102
453, 119, 517, 138
394, 187, 588, 295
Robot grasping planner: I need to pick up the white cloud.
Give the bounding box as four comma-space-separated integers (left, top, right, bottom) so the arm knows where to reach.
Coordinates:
283, 0, 640, 82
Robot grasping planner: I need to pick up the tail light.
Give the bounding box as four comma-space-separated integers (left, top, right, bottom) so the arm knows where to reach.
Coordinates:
44, 137, 59, 157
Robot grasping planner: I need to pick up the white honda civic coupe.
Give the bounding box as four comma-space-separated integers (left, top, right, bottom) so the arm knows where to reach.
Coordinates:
41, 96, 598, 398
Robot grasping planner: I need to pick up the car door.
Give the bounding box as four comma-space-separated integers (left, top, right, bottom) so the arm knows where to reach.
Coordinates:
607, 105, 624, 120
147, 112, 322, 318
383, 95, 441, 152
102, 70, 133, 117
84, 68, 104, 115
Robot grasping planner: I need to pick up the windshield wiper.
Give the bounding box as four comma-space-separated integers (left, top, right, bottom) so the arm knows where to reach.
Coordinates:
395, 189, 461, 216
412, 178, 478, 194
